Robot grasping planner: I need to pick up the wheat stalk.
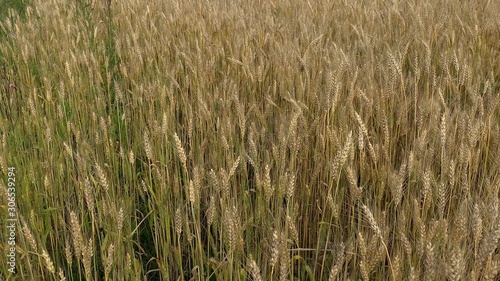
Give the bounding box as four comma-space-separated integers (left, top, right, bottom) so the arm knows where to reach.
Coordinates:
270, 229, 280, 268
173, 133, 187, 170
248, 255, 263, 281
70, 211, 83, 258
95, 162, 109, 193
328, 243, 345, 281
21, 217, 38, 251
82, 238, 93, 280
175, 207, 182, 235
104, 244, 115, 278
279, 232, 290, 281
361, 204, 395, 280
41, 249, 55, 275
143, 130, 153, 161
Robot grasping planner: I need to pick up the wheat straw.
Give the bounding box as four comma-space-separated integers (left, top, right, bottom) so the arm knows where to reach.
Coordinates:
128, 149, 135, 165
362, 205, 382, 239
42, 249, 55, 274
328, 243, 345, 281
229, 156, 240, 178
174, 133, 187, 170
83, 177, 94, 215
279, 232, 289, 281
104, 244, 115, 277
286, 215, 298, 245
248, 255, 263, 281
448, 246, 464, 281
95, 162, 109, 193
82, 238, 93, 279
70, 211, 83, 258
21, 218, 38, 251
270, 229, 279, 268
263, 164, 273, 202
143, 131, 153, 161
425, 242, 436, 280
188, 180, 196, 204
206, 196, 215, 226
175, 207, 182, 235
58, 268, 67, 281
65, 239, 72, 268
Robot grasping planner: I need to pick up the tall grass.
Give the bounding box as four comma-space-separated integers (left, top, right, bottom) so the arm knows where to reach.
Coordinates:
0, 0, 499, 280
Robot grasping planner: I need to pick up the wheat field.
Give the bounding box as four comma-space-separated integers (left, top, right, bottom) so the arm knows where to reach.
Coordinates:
0, 0, 499, 280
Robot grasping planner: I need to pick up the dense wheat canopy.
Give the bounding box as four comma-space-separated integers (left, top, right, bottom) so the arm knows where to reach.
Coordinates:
0, 0, 499, 280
